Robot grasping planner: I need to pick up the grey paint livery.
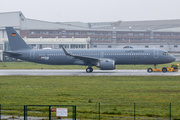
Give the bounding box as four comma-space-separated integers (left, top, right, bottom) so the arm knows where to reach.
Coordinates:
4, 27, 176, 72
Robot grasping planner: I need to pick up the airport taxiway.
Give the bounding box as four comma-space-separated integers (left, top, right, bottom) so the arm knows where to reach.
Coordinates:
0, 69, 179, 76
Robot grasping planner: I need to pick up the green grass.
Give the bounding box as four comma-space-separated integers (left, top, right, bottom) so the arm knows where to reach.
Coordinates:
0, 61, 179, 69
1, 76, 180, 119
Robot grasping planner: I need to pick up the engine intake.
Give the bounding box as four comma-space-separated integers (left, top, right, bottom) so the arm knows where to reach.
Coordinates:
97, 60, 116, 70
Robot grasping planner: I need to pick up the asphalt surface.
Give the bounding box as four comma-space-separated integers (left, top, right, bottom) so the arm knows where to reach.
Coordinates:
0, 69, 179, 76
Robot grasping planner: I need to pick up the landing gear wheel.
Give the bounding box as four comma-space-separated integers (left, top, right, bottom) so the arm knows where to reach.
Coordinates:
162, 68, 167, 73
147, 68, 153, 73
86, 68, 93, 73
90, 68, 93, 72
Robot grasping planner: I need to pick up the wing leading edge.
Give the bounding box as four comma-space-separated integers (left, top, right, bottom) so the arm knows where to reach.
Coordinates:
61, 46, 110, 65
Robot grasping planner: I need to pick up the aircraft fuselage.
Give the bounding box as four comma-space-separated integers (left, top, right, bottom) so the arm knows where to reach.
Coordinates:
13, 48, 175, 65
4, 27, 176, 72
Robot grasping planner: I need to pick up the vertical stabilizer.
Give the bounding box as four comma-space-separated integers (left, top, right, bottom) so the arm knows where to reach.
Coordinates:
5, 27, 31, 51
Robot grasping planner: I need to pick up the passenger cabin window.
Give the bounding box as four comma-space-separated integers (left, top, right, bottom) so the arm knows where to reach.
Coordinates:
163, 52, 169, 55
160, 45, 164, 48
174, 45, 178, 48
123, 46, 133, 49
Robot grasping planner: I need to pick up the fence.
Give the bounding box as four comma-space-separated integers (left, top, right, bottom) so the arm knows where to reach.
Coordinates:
0, 103, 179, 120
24, 105, 76, 120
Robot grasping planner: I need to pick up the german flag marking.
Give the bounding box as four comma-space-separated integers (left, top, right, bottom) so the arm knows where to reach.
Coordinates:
12, 33, 16, 36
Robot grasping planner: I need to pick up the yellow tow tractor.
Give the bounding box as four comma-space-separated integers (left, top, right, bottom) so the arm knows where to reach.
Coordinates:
147, 64, 179, 73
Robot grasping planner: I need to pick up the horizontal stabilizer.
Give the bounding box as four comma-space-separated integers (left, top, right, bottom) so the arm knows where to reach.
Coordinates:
3, 51, 21, 56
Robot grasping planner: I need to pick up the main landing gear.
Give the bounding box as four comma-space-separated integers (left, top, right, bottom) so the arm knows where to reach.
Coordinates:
86, 67, 93, 73
86, 64, 93, 73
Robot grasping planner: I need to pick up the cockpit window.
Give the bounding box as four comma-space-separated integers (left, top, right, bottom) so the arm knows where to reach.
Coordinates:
163, 52, 169, 55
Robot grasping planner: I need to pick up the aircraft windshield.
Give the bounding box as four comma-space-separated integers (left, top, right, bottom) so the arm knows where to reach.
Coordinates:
163, 52, 169, 55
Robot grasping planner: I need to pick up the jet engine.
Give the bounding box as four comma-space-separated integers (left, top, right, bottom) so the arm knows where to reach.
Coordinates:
96, 60, 116, 70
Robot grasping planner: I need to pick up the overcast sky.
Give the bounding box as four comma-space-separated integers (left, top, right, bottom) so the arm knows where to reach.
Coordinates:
1, 0, 180, 23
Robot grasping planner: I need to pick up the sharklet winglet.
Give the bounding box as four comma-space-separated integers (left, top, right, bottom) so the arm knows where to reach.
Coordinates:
61, 46, 71, 56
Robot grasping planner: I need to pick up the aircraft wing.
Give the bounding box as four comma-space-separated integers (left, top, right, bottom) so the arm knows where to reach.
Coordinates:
61, 46, 109, 64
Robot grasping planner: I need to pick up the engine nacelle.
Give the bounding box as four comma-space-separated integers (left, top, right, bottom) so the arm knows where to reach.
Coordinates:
97, 60, 116, 70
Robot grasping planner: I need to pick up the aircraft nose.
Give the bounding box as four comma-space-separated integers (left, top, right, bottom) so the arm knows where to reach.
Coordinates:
171, 56, 176, 62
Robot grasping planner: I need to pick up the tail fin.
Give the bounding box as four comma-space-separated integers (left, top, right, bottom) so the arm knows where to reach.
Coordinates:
5, 27, 31, 51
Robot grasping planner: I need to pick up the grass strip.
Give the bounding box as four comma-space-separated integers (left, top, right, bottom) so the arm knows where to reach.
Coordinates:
1, 76, 180, 119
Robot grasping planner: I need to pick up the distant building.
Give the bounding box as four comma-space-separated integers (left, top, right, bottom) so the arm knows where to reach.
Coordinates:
0, 11, 180, 61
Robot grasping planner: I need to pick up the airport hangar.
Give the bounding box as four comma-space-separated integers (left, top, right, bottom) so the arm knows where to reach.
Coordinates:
0, 11, 180, 61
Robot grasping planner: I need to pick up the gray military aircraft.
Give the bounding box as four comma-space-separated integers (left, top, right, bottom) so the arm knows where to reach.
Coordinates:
4, 27, 176, 73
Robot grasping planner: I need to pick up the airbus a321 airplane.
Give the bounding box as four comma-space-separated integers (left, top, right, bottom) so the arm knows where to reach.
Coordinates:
4, 27, 176, 73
